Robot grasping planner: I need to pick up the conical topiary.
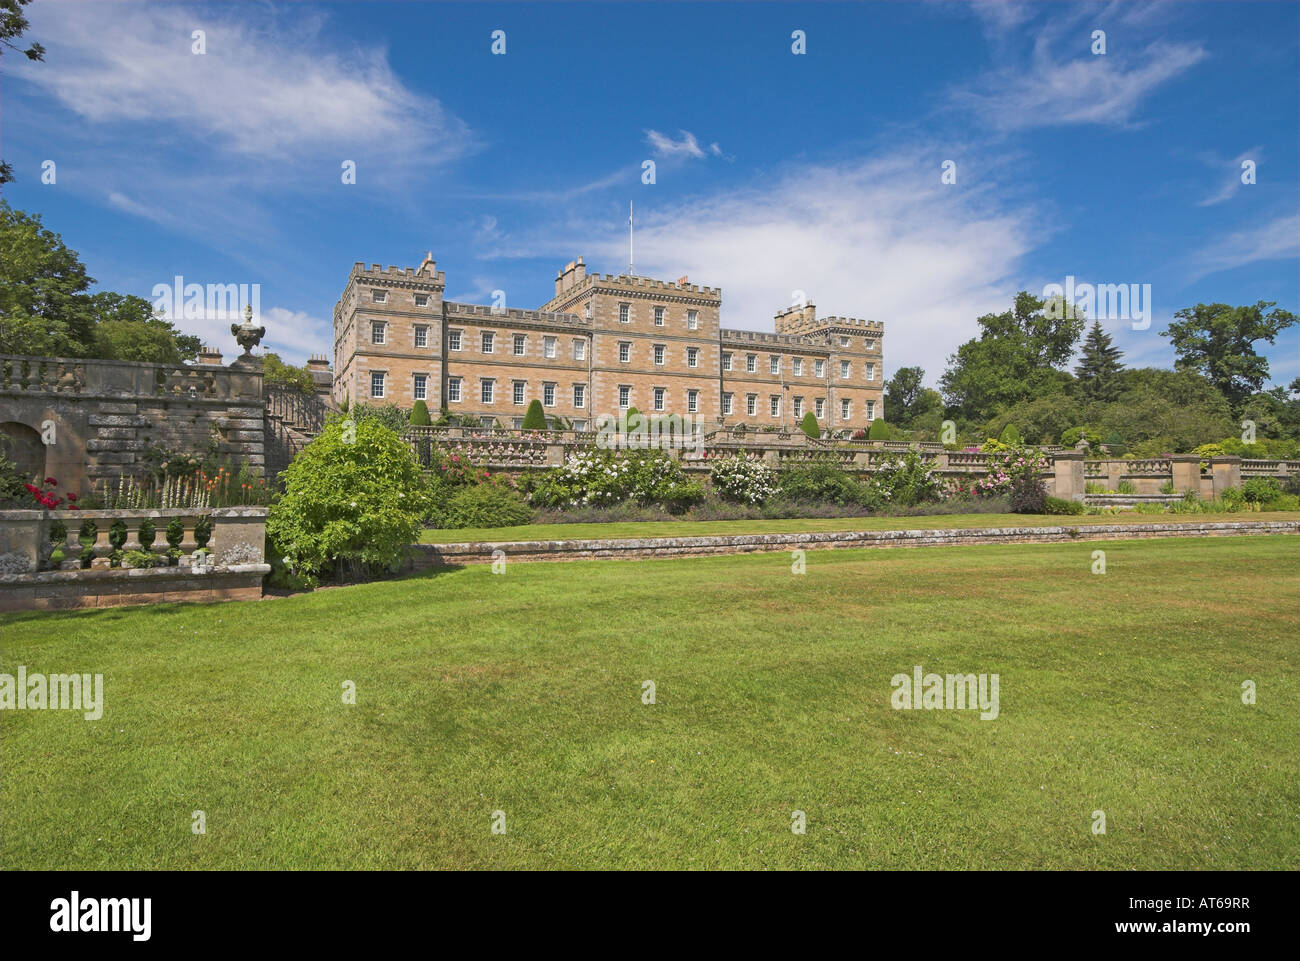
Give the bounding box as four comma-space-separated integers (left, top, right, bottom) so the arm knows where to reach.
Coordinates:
521, 399, 548, 430
799, 411, 820, 439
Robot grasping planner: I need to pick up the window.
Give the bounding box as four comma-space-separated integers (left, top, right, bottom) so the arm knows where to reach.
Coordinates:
513, 381, 525, 406
414, 374, 427, 401
815, 359, 825, 378
543, 337, 556, 359
687, 310, 698, 330
572, 419, 587, 431
722, 352, 732, 372
414, 325, 428, 349
769, 355, 780, 375
544, 383, 556, 407
513, 334, 526, 356
371, 289, 386, 303
793, 396, 803, 417
653, 387, 666, 411
746, 354, 757, 373
482, 332, 495, 353
840, 360, 850, 379
687, 347, 699, 368
746, 394, 757, 416
573, 384, 586, 408
573, 339, 586, 361
654, 306, 665, 326
619, 342, 631, 363
687, 390, 698, 413
770, 396, 781, 417
619, 386, 631, 409
511, 418, 523, 429
867, 400, 876, 420
793, 357, 803, 376
865, 339, 875, 351
448, 377, 462, 403
722, 393, 734, 416
448, 329, 462, 351
654, 344, 665, 365
481, 379, 495, 404
371, 321, 385, 345
841, 399, 851, 419
815, 398, 825, 418
839, 336, 849, 347
866, 363, 875, 381
619, 303, 630, 323
584, 302, 592, 320
415, 294, 429, 307
370, 371, 386, 398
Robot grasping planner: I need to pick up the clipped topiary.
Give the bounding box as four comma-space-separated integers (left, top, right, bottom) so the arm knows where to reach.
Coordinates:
999, 423, 1022, 445
867, 418, 891, 440
521, 399, 548, 431
799, 411, 820, 439
410, 400, 432, 426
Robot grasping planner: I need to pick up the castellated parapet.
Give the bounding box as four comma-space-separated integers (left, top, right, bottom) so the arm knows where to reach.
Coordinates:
334, 254, 885, 431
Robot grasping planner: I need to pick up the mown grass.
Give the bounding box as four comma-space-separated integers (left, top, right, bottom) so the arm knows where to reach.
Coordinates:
419, 509, 1300, 544
2, 535, 1297, 869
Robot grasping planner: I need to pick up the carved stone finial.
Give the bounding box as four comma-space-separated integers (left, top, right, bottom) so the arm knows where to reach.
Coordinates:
229, 303, 266, 368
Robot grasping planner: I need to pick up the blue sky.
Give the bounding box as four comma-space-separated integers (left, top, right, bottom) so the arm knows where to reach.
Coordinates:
4, 0, 1297, 389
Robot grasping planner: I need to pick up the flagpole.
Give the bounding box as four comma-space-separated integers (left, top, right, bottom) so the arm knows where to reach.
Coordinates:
629, 200, 634, 276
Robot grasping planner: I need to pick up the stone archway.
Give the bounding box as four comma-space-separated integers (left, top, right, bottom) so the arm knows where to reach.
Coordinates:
0, 422, 45, 484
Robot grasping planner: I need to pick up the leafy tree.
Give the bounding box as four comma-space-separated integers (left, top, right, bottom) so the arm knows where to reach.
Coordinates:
262, 352, 315, 394
939, 291, 1084, 423
798, 411, 820, 438
266, 417, 432, 581
1074, 320, 1124, 402
0, 202, 198, 361
0, 0, 45, 186
90, 293, 200, 363
883, 366, 925, 427
1161, 301, 1298, 411
409, 400, 431, 426
521, 399, 547, 430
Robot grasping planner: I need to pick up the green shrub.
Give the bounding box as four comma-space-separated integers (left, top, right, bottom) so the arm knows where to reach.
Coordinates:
351, 403, 412, 433
410, 400, 431, 426
867, 419, 891, 440
1084, 481, 1107, 494
870, 449, 945, 507
999, 423, 1022, 446
1242, 477, 1282, 503
521, 399, 548, 431
1260, 493, 1300, 511
529, 448, 703, 512
710, 453, 779, 505
440, 484, 533, 529
1159, 480, 1176, 495
1044, 496, 1084, 515
778, 463, 864, 505
1116, 480, 1137, 494
266, 417, 432, 580
798, 412, 820, 439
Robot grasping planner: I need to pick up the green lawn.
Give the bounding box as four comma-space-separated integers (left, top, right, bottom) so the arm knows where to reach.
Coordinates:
419, 509, 1300, 543
2, 535, 1298, 869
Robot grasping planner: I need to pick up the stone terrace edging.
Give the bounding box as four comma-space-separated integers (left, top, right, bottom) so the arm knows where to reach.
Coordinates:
411, 519, 1300, 567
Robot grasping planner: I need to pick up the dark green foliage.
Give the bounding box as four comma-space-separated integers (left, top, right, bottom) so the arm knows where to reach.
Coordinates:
1043, 496, 1085, 515
350, 403, 411, 433
263, 353, 315, 395
440, 484, 533, 529
1162, 301, 1298, 410
1241, 477, 1282, 503
521, 399, 548, 431
778, 463, 868, 505
799, 411, 820, 439
1074, 321, 1124, 401
410, 400, 432, 426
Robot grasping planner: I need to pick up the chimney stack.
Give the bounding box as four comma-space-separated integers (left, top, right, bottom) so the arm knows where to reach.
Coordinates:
197, 344, 223, 366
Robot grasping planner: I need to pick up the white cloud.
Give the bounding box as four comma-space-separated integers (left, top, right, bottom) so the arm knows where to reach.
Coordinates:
954, 27, 1207, 131
521, 152, 1037, 385
1198, 149, 1261, 207
645, 129, 710, 160
1187, 213, 1300, 280
16, 2, 473, 166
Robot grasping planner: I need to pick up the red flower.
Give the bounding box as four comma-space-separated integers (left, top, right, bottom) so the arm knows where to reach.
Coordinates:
45, 477, 58, 486
69, 505, 80, 511
24, 483, 38, 494
66, 492, 78, 502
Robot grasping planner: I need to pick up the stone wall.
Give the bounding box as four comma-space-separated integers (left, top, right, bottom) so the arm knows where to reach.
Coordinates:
0, 354, 265, 497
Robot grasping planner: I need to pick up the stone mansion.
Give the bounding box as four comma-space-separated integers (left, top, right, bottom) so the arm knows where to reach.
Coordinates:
332, 254, 884, 432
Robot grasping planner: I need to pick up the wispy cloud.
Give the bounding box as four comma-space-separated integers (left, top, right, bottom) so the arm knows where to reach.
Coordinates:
645, 129, 720, 160
1198, 148, 1260, 206
1187, 212, 1300, 280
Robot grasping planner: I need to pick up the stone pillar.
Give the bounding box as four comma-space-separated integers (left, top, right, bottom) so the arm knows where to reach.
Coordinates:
1052, 451, 1085, 501
1106, 460, 1124, 491
0, 510, 45, 573
1169, 455, 1200, 495
1210, 456, 1241, 497
545, 443, 565, 467
207, 507, 268, 567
